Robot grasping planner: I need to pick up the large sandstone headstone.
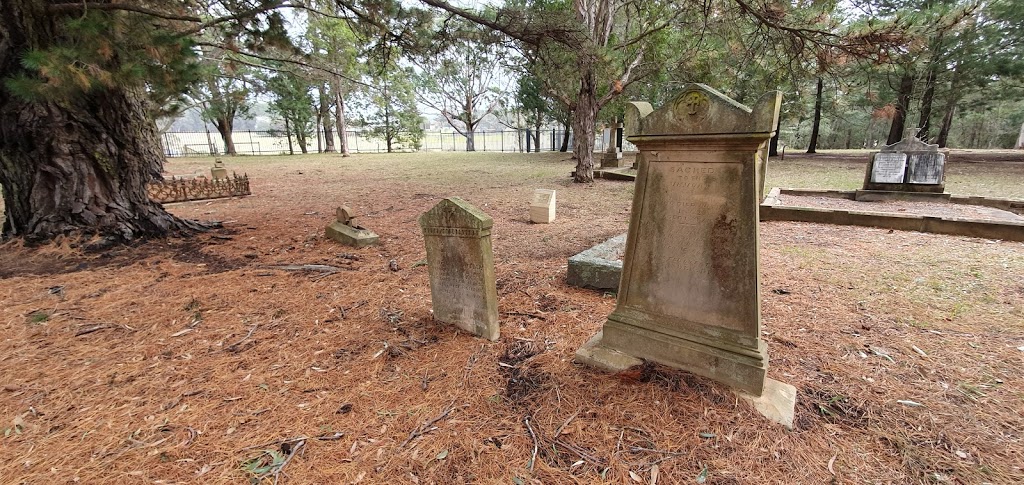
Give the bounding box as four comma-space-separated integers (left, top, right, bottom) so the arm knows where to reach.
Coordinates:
862, 128, 947, 193
419, 198, 499, 341
529, 189, 556, 224
575, 83, 794, 427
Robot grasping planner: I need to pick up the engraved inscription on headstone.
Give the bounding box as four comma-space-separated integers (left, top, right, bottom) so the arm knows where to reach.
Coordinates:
419, 197, 499, 341
907, 152, 945, 184
529, 189, 556, 224
870, 152, 907, 183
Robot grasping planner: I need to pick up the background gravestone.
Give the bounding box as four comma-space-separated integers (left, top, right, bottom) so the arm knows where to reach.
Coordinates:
529, 189, 556, 223
861, 128, 947, 195
419, 198, 499, 341
576, 83, 795, 427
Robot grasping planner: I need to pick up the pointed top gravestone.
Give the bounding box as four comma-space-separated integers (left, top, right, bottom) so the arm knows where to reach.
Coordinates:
419, 197, 499, 341
576, 83, 796, 428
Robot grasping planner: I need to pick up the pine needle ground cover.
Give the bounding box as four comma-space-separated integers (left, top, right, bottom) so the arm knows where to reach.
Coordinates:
1, 152, 1022, 483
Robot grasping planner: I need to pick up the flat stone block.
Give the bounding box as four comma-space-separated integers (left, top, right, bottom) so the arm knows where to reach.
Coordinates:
855, 190, 951, 202
574, 331, 644, 372
211, 167, 228, 180
566, 234, 625, 290
735, 378, 797, 430
325, 222, 379, 248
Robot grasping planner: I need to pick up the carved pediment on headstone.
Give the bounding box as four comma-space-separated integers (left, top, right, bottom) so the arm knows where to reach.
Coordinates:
625, 83, 781, 137
418, 197, 493, 237
881, 128, 938, 153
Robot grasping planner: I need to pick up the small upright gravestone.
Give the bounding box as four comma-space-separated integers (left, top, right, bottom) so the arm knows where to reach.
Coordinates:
211, 158, 228, 180
860, 128, 947, 198
325, 206, 379, 247
601, 123, 625, 168
575, 83, 796, 428
419, 198, 499, 341
529, 189, 556, 224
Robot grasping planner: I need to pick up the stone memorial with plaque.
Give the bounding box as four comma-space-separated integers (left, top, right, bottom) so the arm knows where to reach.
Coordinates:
419, 198, 499, 341
860, 128, 947, 197
575, 83, 796, 428
529, 189, 556, 224
325, 206, 379, 248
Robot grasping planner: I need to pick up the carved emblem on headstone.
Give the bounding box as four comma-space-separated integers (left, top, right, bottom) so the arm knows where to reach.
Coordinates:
676, 90, 710, 124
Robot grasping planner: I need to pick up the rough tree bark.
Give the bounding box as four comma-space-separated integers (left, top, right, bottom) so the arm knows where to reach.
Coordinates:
886, 71, 914, 144
0, 0, 200, 244
572, 64, 599, 182
806, 77, 823, 154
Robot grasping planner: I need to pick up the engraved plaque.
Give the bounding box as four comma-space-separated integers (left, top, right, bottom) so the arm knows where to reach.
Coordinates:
907, 152, 945, 184
870, 152, 908, 183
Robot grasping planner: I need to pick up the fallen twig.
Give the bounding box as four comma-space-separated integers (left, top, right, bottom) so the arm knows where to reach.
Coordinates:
272, 439, 304, 485
75, 324, 111, 337
226, 324, 259, 352
263, 264, 346, 274
400, 403, 460, 447
502, 311, 547, 321
524, 415, 540, 471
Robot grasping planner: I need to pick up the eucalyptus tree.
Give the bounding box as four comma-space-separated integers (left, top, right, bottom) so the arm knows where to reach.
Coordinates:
419, 0, 909, 181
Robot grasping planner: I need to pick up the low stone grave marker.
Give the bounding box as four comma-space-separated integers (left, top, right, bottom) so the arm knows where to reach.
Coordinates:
575, 83, 796, 428
529, 189, 556, 224
325, 206, 379, 248
419, 198, 499, 341
211, 158, 228, 180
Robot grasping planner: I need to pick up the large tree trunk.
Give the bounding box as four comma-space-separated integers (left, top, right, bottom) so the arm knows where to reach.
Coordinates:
0, 87, 199, 243
318, 84, 335, 153
886, 71, 914, 145
572, 67, 598, 182
214, 117, 237, 155
334, 83, 351, 156
917, 65, 938, 141
0, 2, 199, 244
559, 115, 571, 152
1015, 121, 1024, 150
806, 77, 823, 154
465, 129, 476, 151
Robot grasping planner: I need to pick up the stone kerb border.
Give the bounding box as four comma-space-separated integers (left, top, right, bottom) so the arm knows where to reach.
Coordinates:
761, 187, 1024, 242
566, 234, 626, 290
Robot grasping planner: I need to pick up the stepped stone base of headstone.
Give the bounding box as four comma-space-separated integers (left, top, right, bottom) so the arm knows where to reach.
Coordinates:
576, 331, 795, 429
601, 152, 625, 168
733, 378, 797, 431
594, 167, 637, 181
566, 234, 626, 290
325, 222, 379, 247
854, 189, 951, 202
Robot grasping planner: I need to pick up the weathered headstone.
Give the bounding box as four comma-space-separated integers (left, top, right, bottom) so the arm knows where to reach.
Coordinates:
325, 205, 379, 248
601, 122, 625, 168
861, 128, 947, 195
529, 189, 556, 224
419, 198, 499, 341
575, 83, 796, 428
211, 158, 228, 180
